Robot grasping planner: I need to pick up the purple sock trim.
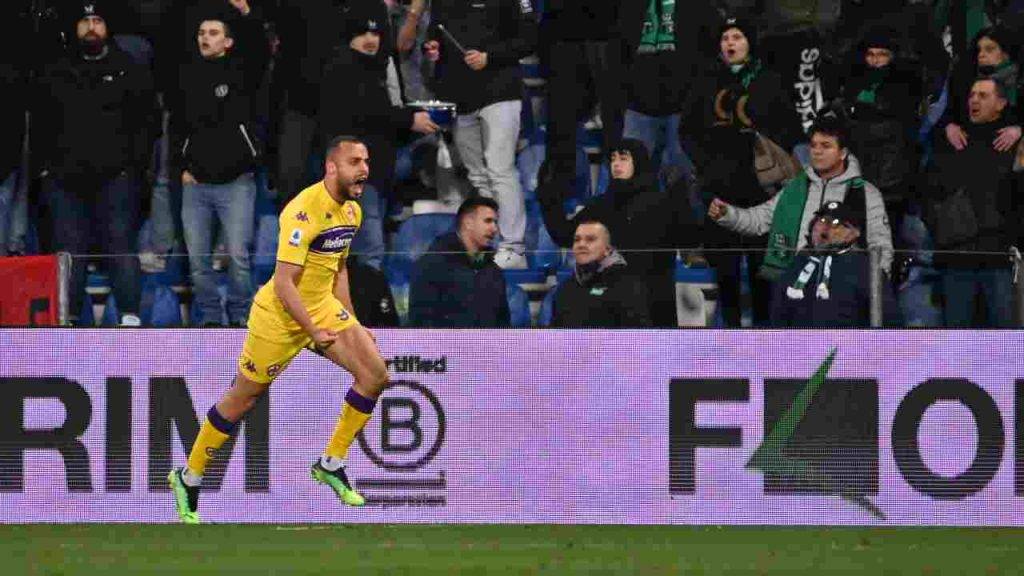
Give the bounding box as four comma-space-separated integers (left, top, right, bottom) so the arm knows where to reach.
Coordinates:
345, 388, 377, 414
207, 406, 237, 435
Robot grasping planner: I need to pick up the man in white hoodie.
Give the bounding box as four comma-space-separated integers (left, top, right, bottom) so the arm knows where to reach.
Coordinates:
707, 115, 893, 280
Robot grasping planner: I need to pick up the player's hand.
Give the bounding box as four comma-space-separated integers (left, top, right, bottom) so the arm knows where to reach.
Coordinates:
993, 125, 1022, 152
182, 170, 197, 185
465, 50, 488, 71
707, 198, 729, 221
423, 40, 440, 62
312, 328, 339, 350
945, 123, 967, 151
228, 0, 251, 16
412, 111, 439, 134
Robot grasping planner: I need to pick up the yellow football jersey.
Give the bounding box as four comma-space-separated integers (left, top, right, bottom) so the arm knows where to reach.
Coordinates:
252, 180, 363, 320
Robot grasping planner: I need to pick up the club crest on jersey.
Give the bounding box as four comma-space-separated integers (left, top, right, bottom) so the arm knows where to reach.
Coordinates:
310, 226, 356, 253
337, 308, 350, 321
344, 204, 356, 221
295, 211, 309, 222
288, 228, 303, 247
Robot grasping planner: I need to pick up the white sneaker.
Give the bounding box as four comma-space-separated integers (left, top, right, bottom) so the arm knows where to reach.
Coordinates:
119, 314, 142, 327
494, 249, 527, 270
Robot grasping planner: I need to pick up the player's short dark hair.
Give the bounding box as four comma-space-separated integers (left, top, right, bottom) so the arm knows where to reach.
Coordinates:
325, 135, 366, 159
808, 115, 850, 150
973, 76, 1009, 101
456, 196, 499, 226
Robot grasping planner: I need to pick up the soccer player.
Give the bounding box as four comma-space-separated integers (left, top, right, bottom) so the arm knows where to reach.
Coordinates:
168, 136, 390, 524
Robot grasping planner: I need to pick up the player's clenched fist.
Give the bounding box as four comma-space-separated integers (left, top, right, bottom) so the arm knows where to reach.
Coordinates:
707, 198, 730, 221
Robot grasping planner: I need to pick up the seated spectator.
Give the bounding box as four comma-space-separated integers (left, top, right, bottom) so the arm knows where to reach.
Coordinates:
318, 6, 438, 270
171, 9, 270, 326
941, 27, 1022, 155
347, 255, 400, 327
551, 219, 651, 328
423, 0, 538, 269
771, 200, 899, 327
838, 27, 922, 252
925, 77, 1021, 327
683, 16, 804, 326
408, 197, 510, 327
708, 115, 894, 283
539, 138, 692, 327
34, 1, 159, 326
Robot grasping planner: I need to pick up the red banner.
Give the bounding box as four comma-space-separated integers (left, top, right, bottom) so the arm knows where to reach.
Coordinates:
0, 255, 60, 326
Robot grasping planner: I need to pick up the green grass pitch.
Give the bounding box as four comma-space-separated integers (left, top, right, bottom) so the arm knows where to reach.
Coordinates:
7, 525, 1024, 575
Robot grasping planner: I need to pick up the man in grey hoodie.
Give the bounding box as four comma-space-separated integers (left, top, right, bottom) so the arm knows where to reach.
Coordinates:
707, 115, 893, 279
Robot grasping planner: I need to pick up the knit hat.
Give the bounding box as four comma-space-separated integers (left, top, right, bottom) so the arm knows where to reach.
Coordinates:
862, 26, 898, 53
346, 4, 383, 39
720, 16, 758, 56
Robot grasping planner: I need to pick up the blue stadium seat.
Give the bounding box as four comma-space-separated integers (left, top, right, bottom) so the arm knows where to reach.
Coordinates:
386, 213, 456, 285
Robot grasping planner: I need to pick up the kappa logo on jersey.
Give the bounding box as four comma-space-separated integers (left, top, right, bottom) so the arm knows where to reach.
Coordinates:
295, 211, 309, 222
242, 358, 257, 373
310, 226, 357, 253
325, 212, 333, 220
288, 228, 303, 247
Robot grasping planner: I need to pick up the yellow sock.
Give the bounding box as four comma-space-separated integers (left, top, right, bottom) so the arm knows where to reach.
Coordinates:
186, 409, 234, 476
324, 389, 377, 459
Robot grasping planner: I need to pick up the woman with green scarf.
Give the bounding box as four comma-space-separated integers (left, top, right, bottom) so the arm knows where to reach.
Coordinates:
682, 15, 804, 327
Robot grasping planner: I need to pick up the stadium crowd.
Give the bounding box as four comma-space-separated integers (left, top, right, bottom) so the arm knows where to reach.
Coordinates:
0, 0, 1022, 328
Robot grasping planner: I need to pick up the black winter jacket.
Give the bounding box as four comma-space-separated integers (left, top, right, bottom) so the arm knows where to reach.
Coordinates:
35, 44, 159, 179
427, 0, 537, 114
926, 117, 1022, 269
317, 47, 414, 147
539, 138, 693, 327
171, 46, 269, 184
551, 253, 651, 328
409, 231, 510, 327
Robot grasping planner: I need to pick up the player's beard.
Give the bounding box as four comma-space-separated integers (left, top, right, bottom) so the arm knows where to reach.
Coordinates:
335, 175, 363, 202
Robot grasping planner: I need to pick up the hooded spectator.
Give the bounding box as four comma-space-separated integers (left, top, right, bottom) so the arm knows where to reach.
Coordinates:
539, 138, 694, 327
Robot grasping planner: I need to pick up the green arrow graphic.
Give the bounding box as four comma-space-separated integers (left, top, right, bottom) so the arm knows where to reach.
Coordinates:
746, 348, 886, 520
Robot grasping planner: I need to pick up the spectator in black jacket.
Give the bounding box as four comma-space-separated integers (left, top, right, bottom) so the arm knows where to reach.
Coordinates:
171, 8, 270, 326
619, 0, 721, 187
35, 0, 159, 326
771, 199, 899, 327
551, 219, 651, 328
839, 28, 923, 249
926, 77, 1021, 327
683, 16, 804, 327
318, 7, 438, 270
539, 138, 693, 327
423, 0, 538, 269
409, 196, 510, 327
272, 0, 396, 202
541, 1, 626, 182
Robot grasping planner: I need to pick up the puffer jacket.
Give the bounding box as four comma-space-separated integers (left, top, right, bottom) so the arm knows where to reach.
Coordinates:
718, 155, 894, 272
